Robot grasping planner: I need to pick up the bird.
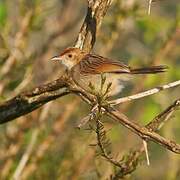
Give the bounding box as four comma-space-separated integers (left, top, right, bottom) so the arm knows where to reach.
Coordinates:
51, 47, 167, 96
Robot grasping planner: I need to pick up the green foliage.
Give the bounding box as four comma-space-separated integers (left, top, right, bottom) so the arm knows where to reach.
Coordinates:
0, 1, 7, 28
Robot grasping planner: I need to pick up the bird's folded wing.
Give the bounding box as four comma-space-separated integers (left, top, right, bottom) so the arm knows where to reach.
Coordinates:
73, 54, 130, 74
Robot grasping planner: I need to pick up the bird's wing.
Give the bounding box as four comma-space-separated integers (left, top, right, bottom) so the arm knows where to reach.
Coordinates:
73, 54, 130, 74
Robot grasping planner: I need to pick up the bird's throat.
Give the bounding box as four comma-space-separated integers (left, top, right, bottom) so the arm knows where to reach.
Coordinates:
61, 59, 75, 70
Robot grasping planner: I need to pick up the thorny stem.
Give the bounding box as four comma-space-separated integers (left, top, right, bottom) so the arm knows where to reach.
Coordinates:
95, 105, 124, 169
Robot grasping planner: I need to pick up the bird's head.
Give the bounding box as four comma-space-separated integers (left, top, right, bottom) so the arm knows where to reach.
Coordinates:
51, 47, 85, 70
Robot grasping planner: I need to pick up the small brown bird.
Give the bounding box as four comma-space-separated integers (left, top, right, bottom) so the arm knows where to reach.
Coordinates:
51, 47, 167, 96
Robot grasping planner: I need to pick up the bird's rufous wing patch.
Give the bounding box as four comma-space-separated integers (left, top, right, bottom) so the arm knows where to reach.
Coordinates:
76, 54, 130, 74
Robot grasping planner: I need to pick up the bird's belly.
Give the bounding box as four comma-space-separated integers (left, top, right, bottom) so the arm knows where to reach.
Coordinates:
73, 73, 130, 96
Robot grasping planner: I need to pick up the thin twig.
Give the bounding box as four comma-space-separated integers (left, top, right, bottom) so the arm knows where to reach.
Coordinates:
148, 0, 153, 15
142, 140, 150, 166
110, 80, 180, 105
12, 103, 52, 180
146, 98, 180, 130
10, 69, 33, 98
12, 129, 38, 180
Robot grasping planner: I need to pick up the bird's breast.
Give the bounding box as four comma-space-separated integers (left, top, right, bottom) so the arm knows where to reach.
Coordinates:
71, 69, 130, 96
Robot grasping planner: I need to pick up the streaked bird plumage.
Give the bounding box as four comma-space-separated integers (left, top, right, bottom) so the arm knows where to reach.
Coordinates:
51, 47, 167, 96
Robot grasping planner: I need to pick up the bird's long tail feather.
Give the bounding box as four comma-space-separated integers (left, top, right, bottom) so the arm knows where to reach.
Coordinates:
130, 65, 168, 74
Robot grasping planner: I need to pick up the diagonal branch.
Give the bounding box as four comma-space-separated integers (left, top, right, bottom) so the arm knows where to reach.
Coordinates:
110, 80, 180, 105
105, 106, 180, 154
146, 98, 180, 130
73, 84, 180, 155
111, 98, 180, 179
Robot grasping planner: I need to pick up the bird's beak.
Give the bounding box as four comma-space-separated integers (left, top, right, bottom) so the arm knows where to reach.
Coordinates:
50, 56, 62, 61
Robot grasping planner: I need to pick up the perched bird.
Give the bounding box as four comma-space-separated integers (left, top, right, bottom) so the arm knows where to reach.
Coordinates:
51, 47, 167, 96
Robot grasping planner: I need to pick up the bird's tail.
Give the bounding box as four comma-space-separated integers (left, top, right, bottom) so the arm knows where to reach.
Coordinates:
130, 65, 168, 74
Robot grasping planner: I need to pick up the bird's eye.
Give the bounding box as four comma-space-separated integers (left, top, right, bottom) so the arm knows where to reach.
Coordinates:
68, 54, 72, 58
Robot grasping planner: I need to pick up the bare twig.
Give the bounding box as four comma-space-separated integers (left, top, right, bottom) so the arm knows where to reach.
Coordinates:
148, 0, 164, 15
110, 80, 180, 105
12, 129, 38, 180
146, 98, 180, 130
148, 0, 153, 15
111, 98, 180, 179
105, 107, 180, 154
10, 69, 33, 98
142, 140, 150, 165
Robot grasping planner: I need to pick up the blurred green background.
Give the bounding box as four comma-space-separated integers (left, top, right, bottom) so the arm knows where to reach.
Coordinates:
0, 0, 180, 179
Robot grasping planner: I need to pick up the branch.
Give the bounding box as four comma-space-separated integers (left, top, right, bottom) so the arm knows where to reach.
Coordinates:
146, 98, 180, 130
111, 98, 180, 179
75, 79, 180, 176
69, 80, 180, 155
105, 107, 180, 154
0, 76, 70, 124
110, 80, 180, 105
75, 0, 113, 52
0, 0, 112, 124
